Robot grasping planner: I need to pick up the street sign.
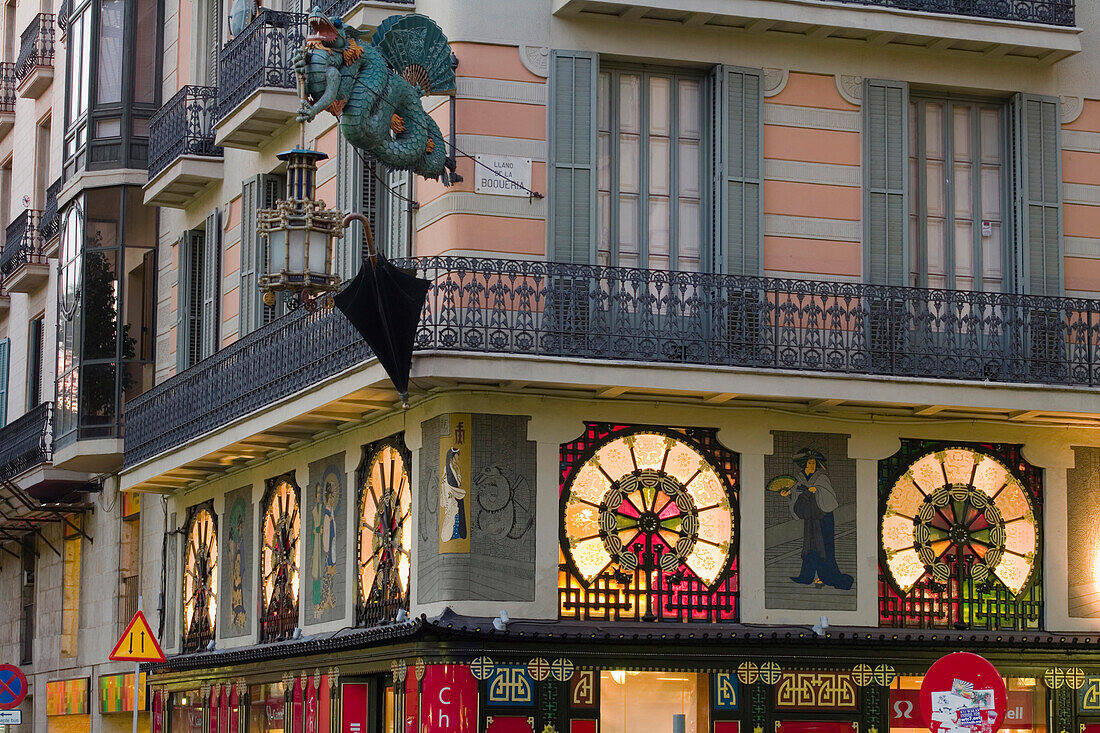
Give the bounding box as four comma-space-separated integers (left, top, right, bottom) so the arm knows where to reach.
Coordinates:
920, 652, 1007, 733
109, 610, 166, 663
0, 709, 22, 724
0, 665, 27, 710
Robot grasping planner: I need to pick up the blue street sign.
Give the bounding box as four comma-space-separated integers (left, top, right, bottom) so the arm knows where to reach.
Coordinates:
0, 665, 28, 710
0, 709, 23, 724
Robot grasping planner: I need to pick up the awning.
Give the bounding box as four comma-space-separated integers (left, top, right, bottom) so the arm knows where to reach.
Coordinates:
0, 473, 95, 556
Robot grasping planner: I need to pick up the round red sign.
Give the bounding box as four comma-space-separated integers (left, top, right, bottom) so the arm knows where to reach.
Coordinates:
920, 653, 1007, 733
0, 664, 28, 710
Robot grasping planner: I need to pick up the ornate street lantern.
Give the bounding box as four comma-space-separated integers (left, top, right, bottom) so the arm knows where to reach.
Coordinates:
257, 148, 344, 309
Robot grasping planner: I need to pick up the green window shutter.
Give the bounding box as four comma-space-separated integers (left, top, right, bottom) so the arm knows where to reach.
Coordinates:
715, 65, 763, 275
336, 134, 364, 279
176, 233, 193, 373
202, 208, 221, 358
863, 79, 909, 286
1012, 94, 1063, 296
239, 176, 258, 336
385, 168, 410, 260
0, 337, 9, 427
260, 175, 286, 326
549, 50, 597, 264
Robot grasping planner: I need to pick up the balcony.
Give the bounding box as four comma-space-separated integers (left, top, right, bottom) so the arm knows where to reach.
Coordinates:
15, 13, 54, 99
319, 0, 414, 34
0, 210, 47, 293
145, 85, 224, 208
215, 10, 304, 150
39, 177, 61, 257
123, 258, 1100, 473
0, 402, 52, 481
553, 0, 1080, 62
0, 63, 14, 137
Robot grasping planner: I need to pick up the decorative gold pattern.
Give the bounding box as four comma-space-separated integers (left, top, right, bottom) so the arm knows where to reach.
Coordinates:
851, 664, 874, 687
760, 662, 783, 685
775, 672, 858, 710
1081, 678, 1100, 710
873, 664, 896, 686
738, 661, 760, 685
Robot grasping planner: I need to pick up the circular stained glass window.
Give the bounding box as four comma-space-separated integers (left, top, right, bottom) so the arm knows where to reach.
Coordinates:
881, 447, 1039, 596
358, 440, 412, 617
561, 431, 735, 587
183, 504, 218, 645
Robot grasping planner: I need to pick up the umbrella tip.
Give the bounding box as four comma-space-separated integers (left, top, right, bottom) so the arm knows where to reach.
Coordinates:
399, 391, 410, 408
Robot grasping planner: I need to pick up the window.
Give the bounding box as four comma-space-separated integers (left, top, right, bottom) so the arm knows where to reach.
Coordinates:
182, 501, 217, 653
20, 534, 35, 664
34, 117, 50, 211
908, 98, 1005, 291
864, 82, 1062, 295
176, 209, 219, 371
240, 174, 285, 336
598, 68, 704, 272
356, 436, 412, 627
260, 474, 300, 642
0, 337, 8, 427
27, 315, 44, 409
550, 52, 762, 274
335, 136, 409, 277
878, 441, 1042, 630
559, 423, 739, 622
118, 491, 140, 632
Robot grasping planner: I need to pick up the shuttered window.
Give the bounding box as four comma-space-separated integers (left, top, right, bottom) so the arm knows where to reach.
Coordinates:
864, 79, 909, 287
240, 174, 284, 335
715, 66, 763, 276
384, 168, 412, 260
0, 337, 8, 427
27, 316, 44, 409
1012, 94, 1062, 296
206, 0, 223, 86
549, 50, 597, 264
176, 210, 220, 372
202, 209, 221, 358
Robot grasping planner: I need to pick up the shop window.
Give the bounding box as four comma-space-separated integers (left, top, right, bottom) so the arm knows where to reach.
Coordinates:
181, 500, 218, 653
889, 675, 1046, 733
248, 681, 286, 732
558, 423, 739, 622
601, 671, 709, 733
356, 436, 412, 627
879, 441, 1042, 629
259, 474, 300, 642
169, 689, 204, 732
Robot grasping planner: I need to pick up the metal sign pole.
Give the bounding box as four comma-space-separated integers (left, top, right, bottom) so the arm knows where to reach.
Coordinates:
133, 596, 141, 733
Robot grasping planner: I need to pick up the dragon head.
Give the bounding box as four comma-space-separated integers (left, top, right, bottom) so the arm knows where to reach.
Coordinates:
305, 6, 364, 54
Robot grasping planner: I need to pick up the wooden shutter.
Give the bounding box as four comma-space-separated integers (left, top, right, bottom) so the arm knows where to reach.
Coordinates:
385, 169, 410, 260
714, 65, 763, 275
1012, 94, 1063, 296
202, 208, 221, 359
175, 233, 200, 373
260, 175, 285, 325
864, 79, 909, 286
335, 134, 364, 279
240, 174, 284, 335
549, 50, 597, 264
0, 337, 8, 427
207, 0, 223, 86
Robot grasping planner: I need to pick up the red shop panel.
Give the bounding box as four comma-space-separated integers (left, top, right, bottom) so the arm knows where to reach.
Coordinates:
715, 723, 740, 733
486, 716, 535, 733
777, 722, 857, 733
571, 721, 598, 733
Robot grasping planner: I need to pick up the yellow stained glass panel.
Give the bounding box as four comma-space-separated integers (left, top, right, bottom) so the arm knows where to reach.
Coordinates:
665, 440, 703, 486
909, 453, 946, 494
886, 476, 925, 517
972, 455, 1010, 496
572, 461, 611, 504
596, 440, 635, 482
631, 433, 670, 470
572, 537, 612, 581
1003, 518, 1037, 557
686, 542, 725, 584
697, 507, 732, 547
565, 500, 602, 541
994, 480, 1030, 520
882, 514, 915, 552
888, 547, 925, 591
687, 467, 727, 509
993, 553, 1032, 594
942, 449, 977, 486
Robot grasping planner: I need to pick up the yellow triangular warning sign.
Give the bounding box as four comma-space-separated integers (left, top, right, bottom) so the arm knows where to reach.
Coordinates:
109, 610, 166, 663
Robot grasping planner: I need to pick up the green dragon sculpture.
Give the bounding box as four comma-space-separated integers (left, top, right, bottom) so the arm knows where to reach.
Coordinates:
294, 8, 456, 182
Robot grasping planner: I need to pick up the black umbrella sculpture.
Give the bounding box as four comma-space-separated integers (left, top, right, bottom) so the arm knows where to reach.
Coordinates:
334, 213, 431, 405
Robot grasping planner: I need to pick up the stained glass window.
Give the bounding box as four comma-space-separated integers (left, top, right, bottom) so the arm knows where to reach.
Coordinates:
559, 423, 739, 622
260, 474, 300, 642
356, 436, 412, 627
879, 441, 1042, 629
182, 502, 217, 653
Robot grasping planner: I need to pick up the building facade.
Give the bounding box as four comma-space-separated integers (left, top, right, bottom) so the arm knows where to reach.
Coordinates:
7, 0, 1100, 729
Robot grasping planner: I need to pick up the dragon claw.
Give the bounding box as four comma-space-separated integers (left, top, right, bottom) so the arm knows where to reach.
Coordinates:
390, 113, 405, 134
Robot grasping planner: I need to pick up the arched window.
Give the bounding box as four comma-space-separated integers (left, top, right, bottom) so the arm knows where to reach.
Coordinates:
259, 474, 300, 642
182, 501, 218, 653
879, 442, 1042, 629
356, 436, 412, 626
559, 423, 739, 622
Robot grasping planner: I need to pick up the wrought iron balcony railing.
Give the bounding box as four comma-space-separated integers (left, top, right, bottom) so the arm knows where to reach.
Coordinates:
319, 0, 412, 21
39, 178, 61, 241
834, 0, 1074, 25
15, 13, 54, 83
217, 9, 304, 122
0, 63, 15, 114
149, 85, 223, 177
0, 402, 53, 480
0, 210, 44, 278
123, 258, 1100, 467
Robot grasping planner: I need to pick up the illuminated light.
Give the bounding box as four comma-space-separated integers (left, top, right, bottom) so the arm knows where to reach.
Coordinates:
610, 671, 626, 685
994, 480, 1030, 520
183, 505, 218, 650
572, 461, 611, 504
888, 548, 925, 592
358, 441, 412, 620
882, 514, 915, 552
886, 476, 925, 517
631, 433, 670, 470
942, 449, 977, 486
972, 456, 1010, 497
909, 454, 947, 494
